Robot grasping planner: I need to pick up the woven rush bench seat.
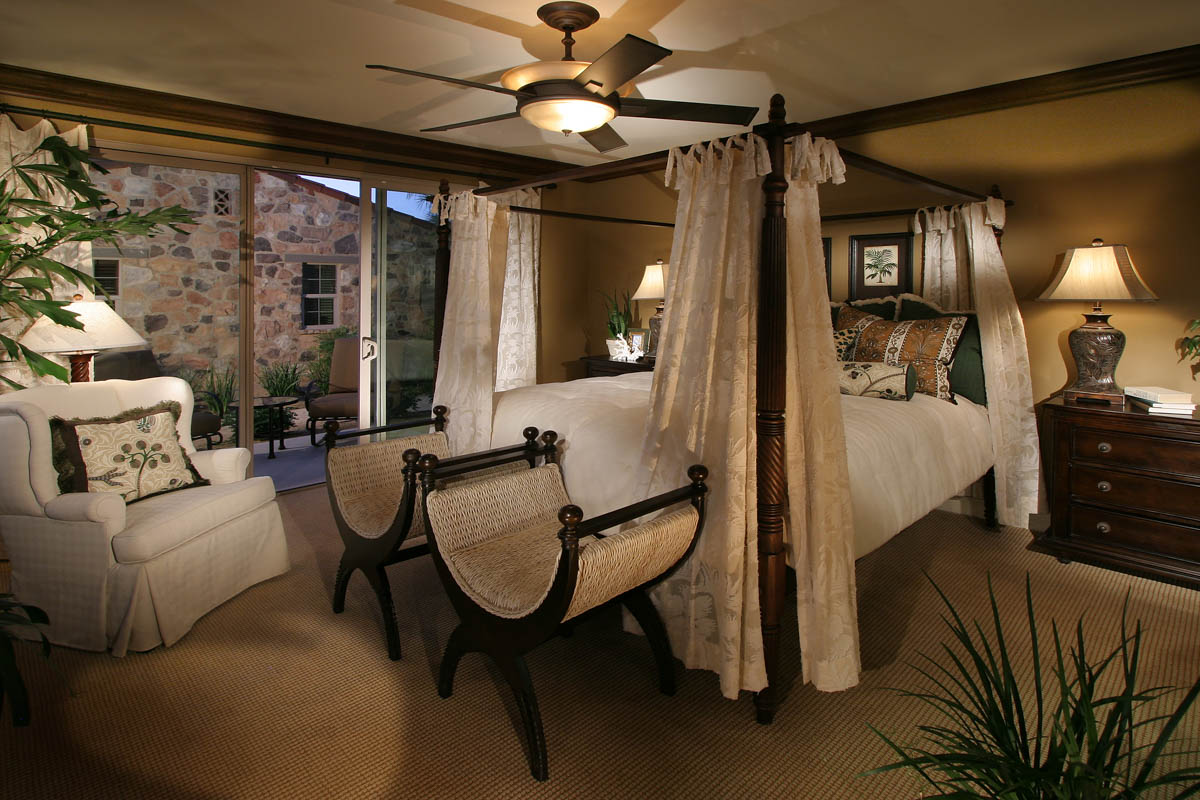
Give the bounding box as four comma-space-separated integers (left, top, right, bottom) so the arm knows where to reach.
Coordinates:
419, 455, 708, 781
323, 409, 554, 661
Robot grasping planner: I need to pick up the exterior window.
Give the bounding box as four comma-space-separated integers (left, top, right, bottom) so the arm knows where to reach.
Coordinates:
93, 258, 120, 304
301, 263, 337, 328
213, 188, 233, 216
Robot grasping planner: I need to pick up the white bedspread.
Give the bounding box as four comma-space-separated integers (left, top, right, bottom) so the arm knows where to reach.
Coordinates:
491, 373, 992, 558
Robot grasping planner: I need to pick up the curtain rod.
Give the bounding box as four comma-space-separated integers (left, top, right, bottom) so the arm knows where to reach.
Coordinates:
507, 205, 674, 228
0, 103, 508, 184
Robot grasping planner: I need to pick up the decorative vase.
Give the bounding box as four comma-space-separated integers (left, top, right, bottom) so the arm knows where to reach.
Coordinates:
606, 337, 630, 361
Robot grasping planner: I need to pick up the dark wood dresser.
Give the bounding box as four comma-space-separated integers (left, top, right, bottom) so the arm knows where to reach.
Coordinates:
580, 355, 654, 378
1034, 396, 1200, 590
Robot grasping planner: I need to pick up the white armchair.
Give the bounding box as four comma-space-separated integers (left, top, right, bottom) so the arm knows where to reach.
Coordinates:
0, 376, 289, 655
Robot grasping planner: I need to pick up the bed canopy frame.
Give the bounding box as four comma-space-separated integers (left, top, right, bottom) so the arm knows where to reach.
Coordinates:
429, 94, 1006, 724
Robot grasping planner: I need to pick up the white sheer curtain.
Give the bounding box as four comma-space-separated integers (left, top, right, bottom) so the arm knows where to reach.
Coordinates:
432, 188, 540, 453
0, 116, 92, 389
642, 134, 770, 698
783, 134, 860, 692
642, 132, 859, 697
495, 189, 540, 392
914, 199, 1039, 527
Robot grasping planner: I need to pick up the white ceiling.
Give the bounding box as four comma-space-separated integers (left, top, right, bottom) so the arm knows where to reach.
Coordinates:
3, 0, 1198, 166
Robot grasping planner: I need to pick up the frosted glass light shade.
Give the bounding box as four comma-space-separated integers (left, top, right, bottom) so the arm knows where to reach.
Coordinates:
501, 62, 634, 96
20, 300, 147, 353
1038, 239, 1157, 302
518, 98, 615, 134
632, 261, 666, 301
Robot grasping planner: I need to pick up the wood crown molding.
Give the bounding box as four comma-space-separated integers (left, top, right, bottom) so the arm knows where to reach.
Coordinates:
575, 43, 1200, 183
0, 63, 571, 181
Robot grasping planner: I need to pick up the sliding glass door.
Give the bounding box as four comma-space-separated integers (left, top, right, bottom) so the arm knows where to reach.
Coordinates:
361, 185, 439, 431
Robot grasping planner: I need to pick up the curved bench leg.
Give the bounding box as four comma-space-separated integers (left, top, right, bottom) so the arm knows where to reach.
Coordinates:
332, 558, 353, 614
495, 654, 548, 782
364, 565, 401, 661
439, 624, 473, 698
622, 589, 676, 696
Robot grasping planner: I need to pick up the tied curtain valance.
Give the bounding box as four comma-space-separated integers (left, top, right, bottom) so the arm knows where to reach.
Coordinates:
0, 116, 92, 389
432, 188, 540, 454
643, 132, 860, 699
913, 200, 1040, 528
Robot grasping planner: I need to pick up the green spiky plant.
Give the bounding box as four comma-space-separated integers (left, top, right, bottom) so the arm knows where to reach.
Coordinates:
0, 134, 196, 388
601, 288, 633, 340
0, 594, 50, 727
865, 574, 1200, 798
1180, 319, 1200, 379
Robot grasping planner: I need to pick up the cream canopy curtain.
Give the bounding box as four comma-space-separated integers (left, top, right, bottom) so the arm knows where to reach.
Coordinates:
783, 134, 860, 692
0, 116, 92, 389
914, 200, 1040, 527
432, 188, 540, 453
643, 132, 858, 698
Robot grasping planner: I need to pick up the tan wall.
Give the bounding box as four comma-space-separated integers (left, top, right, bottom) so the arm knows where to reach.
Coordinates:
538, 173, 676, 383
837, 78, 1200, 401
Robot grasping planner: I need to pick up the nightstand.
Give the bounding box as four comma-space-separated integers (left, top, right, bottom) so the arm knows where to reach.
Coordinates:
1034, 397, 1200, 590
580, 355, 655, 378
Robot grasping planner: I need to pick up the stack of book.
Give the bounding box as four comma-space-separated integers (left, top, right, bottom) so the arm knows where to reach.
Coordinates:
1125, 386, 1196, 417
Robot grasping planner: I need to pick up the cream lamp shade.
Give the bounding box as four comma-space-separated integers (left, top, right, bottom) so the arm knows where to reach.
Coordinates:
632, 260, 666, 301
20, 297, 148, 382
1037, 239, 1157, 303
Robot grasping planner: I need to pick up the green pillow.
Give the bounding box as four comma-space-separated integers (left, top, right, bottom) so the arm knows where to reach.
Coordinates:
846, 297, 898, 321
897, 296, 987, 406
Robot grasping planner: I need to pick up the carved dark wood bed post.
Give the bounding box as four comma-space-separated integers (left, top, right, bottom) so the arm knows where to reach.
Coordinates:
754, 93, 789, 725
434, 178, 451, 373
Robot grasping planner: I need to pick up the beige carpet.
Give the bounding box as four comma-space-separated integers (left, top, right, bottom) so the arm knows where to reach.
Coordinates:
2, 489, 1197, 799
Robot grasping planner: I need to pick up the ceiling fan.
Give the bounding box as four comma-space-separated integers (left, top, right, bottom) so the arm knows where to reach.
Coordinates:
367, 1, 758, 154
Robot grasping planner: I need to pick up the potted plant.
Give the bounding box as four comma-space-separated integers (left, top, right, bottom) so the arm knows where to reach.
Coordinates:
1180, 318, 1199, 379
601, 288, 633, 360
866, 574, 1200, 798
0, 594, 50, 726
1, 134, 195, 388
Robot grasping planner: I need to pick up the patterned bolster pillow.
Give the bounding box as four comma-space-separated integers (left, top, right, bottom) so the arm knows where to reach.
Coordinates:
837, 361, 916, 401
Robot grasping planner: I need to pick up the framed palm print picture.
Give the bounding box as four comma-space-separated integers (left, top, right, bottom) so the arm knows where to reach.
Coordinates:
849, 232, 913, 300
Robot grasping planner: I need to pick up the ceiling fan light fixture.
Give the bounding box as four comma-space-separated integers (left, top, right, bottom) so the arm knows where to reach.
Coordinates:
519, 97, 615, 134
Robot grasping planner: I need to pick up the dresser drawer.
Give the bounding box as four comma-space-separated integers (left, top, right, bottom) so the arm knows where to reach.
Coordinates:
1072, 427, 1200, 476
1070, 464, 1200, 520
1070, 504, 1200, 562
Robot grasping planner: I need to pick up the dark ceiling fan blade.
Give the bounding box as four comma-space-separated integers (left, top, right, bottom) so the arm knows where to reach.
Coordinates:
421, 112, 522, 133
579, 124, 628, 153
366, 64, 526, 98
619, 97, 758, 126
573, 35, 671, 95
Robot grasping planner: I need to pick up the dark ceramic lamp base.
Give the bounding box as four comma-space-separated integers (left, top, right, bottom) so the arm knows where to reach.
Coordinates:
1063, 311, 1125, 406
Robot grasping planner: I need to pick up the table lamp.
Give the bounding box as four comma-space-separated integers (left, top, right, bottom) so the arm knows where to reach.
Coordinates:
632, 259, 666, 359
19, 295, 148, 382
1037, 238, 1157, 405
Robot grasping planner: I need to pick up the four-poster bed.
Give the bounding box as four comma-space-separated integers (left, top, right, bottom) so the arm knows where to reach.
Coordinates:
430, 94, 1030, 724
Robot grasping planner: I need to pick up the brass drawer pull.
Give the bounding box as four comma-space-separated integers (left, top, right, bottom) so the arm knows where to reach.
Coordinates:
1097, 442, 1112, 454
1097, 480, 1112, 492
1096, 521, 1111, 534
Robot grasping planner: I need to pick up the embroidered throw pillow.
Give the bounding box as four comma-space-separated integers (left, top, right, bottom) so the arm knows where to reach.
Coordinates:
836, 305, 967, 401
50, 401, 207, 503
896, 294, 987, 406
833, 328, 859, 361
838, 362, 916, 401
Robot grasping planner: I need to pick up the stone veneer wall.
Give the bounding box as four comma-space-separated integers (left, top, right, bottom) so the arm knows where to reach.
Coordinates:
89, 165, 436, 395
92, 161, 242, 376
253, 171, 361, 386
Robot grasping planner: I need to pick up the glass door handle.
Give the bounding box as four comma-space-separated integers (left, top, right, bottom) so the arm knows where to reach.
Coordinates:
361, 337, 379, 361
